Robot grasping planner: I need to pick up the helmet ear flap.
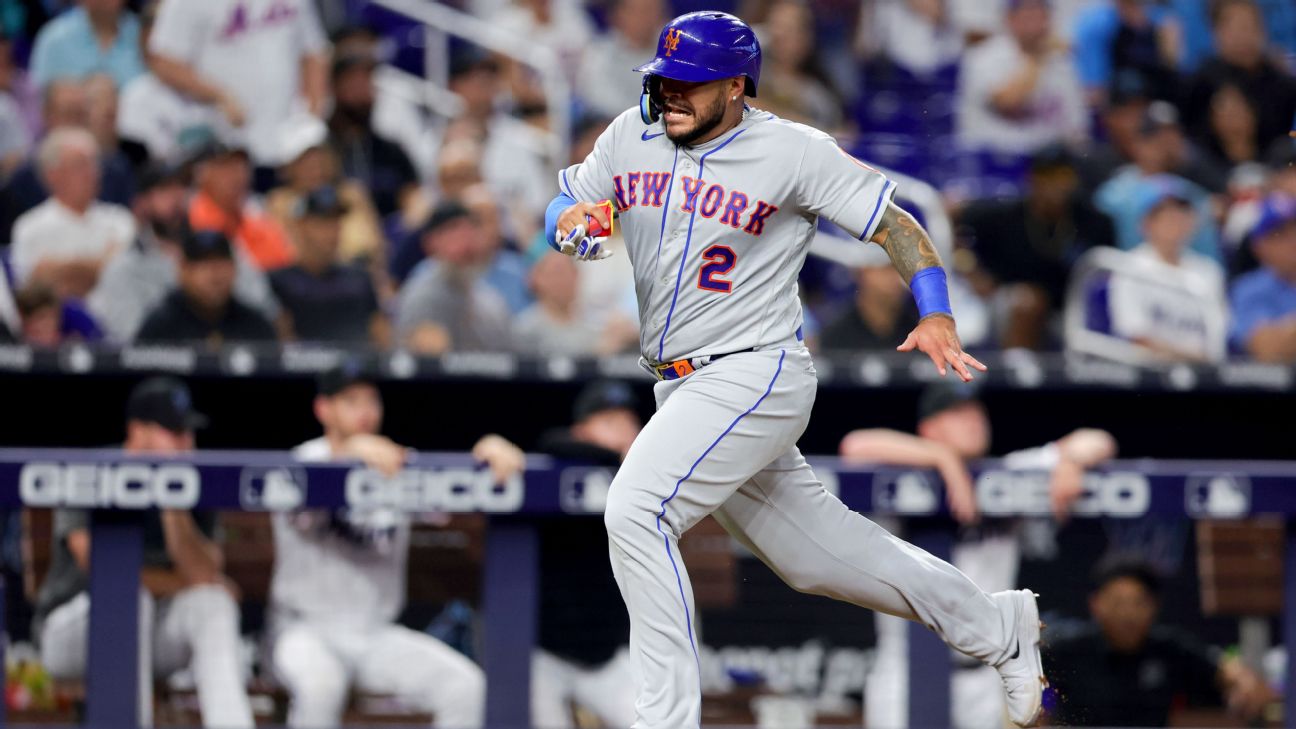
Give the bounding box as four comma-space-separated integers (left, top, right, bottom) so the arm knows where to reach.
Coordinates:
639, 75, 662, 125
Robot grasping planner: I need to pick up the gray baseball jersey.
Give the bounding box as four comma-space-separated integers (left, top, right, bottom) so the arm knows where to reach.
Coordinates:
559, 107, 896, 364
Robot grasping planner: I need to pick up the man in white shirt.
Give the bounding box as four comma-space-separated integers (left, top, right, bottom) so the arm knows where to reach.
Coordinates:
11, 126, 134, 298
840, 382, 1118, 729
147, 0, 328, 168
1104, 176, 1228, 362
271, 362, 525, 728
956, 0, 1088, 154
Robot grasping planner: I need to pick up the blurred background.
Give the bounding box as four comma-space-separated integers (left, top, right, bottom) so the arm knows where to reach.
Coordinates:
0, 0, 1294, 726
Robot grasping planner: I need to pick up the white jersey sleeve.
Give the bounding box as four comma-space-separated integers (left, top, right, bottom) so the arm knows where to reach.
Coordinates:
148, 0, 209, 63
795, 132, 897, 241
292, 437, 331, 462
294, 0, 328, 55
556, 110, 627, 202
1001, 442, 1060, 471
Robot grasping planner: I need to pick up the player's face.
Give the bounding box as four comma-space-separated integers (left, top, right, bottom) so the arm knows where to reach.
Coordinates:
658, 76, 736, 146
1090, 577, 1157, 653
320, 384, 383, 439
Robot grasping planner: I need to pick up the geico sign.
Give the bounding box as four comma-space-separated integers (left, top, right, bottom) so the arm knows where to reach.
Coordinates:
345, 468, 524, 512
976, 470, 1149, 517
19, 463, 200, 509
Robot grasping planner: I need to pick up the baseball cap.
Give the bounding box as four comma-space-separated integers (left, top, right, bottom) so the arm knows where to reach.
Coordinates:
1134, 175, 1194, 221
1029, 143, 1075, 174
1250, 193, 1296, 242
278, 111, 329, 166
917, 381, 981, 422
136, 160, 187, 193
1107, 70, 1150, 108
317, 358, 376, 397
126, 376, 208, 433
1138, 100, 1180, 135
573, 380, 638, 422
420, 201, 474, 237
295, 185, 349, 219
181, 229, 235, 262
332, 51, 377, 79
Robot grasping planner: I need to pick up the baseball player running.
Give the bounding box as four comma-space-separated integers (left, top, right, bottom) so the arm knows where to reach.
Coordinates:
543, 11, 1045, 729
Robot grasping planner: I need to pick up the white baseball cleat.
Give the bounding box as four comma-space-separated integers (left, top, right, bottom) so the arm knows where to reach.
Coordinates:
993, 589, 1046, 727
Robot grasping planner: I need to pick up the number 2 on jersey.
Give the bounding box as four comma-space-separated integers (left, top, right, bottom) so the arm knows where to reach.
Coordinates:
697, 245, 737, 293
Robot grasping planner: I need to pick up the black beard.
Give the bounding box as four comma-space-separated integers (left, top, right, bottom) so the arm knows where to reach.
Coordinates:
335, 102, 373, 126
149, 214, 185, 243
666, 94, 728, 146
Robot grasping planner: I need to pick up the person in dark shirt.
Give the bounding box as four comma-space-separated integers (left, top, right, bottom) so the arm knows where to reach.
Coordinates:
1182, 0, 1296, 153
820, 254, 919, 352
1045, 558, 1272, 727
134, 229, 277, 347
328, 52, 419, 220
33, 376, 253, 727
959, 145, 1115, 348
533, 380, 644, 729
269, 185, 389, 346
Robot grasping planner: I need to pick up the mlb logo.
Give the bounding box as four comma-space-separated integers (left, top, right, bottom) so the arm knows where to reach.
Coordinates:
873, 471, 939, 515
558, 467, 617, 514
239, 467, 308, 510
1185, 475, 1250, 518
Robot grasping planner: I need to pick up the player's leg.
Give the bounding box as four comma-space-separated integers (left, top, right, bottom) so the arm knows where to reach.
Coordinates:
605, 347, 816, 729
713, 448, 1022, 660
270, 622, 350, 728
352, 623, 485, 728
531, 650, 578, 729
154, 584, 254, 728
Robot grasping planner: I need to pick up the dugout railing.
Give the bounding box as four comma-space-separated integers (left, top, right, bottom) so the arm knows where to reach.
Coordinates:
2, 450, 1295, 728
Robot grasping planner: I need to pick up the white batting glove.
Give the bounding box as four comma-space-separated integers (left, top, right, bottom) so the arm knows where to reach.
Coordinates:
557, 223, 614, 261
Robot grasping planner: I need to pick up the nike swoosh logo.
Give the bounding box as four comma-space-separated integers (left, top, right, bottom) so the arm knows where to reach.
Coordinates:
642, 129, 664, 141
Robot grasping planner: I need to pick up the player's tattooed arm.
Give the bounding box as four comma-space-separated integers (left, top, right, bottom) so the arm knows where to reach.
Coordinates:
869, 202, 944, 307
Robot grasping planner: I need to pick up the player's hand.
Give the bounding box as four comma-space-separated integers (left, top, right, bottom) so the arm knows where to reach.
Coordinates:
344, 433, 410, 476
471, 434, 526, 484
1049, 458, 1086, 521
897, 314, 987, 383
556, 202, 614, 261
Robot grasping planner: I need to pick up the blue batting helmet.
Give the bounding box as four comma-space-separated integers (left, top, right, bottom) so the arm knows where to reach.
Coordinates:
633, 12, 761, 124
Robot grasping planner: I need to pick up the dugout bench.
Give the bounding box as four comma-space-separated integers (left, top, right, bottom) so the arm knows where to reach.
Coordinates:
3, 449, 1296, 728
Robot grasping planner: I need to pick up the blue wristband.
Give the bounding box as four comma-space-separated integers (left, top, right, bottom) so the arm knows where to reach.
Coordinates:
910, 267, 953, 319
544, 192, 579, 251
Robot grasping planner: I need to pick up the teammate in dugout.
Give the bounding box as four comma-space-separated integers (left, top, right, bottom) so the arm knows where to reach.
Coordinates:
267, 362, 525, 728
545, 11, 1046, 729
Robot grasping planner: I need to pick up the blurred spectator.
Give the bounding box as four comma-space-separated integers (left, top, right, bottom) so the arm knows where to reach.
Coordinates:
135, 229, 278, 346
579, 0, 666, 118
841, 381, 1117, 729
1, 78, 135, 240
14, 283, 62, 347
87, 162, 277, 342
29, 0, 145, 90
819, 254, 919, 351
1045, 558, 1272, 726
14, 281, 103, 346
0, 33, 41, 139
0, 75, 29, 178
857, 0, 964, 78
496, 0, 594, 84
955, 0, 1087, 154
188, 140, 296, 271
1100, 177, 1228, 361
267, 111, 386, 269
1182, 0, 1296, 152
10, 126, 134, 298
1070, 0, 1181, 108
0, 257, 18, 340
330, 25, 438, 179
395, 202, 511, 354
512, 253, 604, 356
447, 46, 551, 240
1269, 142, 1296, 198
1200, 83, 1263, 166
755, 0, 842, 129
531, 380, 641, 728
328, 52, 420, 222
959, 146, 1115, 349
1095, 103, 1222, 260
1075, 73, 1151, 191
461, 183, 530, 313
32, 376, 254, 728
1230, 193, 1296, 361
268, 186, 390, 347
148, 0, 329, 168
271, 364, 509, 728
1174, 0, 1296, 71
117, 0, 215, 168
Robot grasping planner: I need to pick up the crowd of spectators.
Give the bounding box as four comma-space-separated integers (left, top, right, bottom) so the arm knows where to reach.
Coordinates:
0, 0, 1292, 364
